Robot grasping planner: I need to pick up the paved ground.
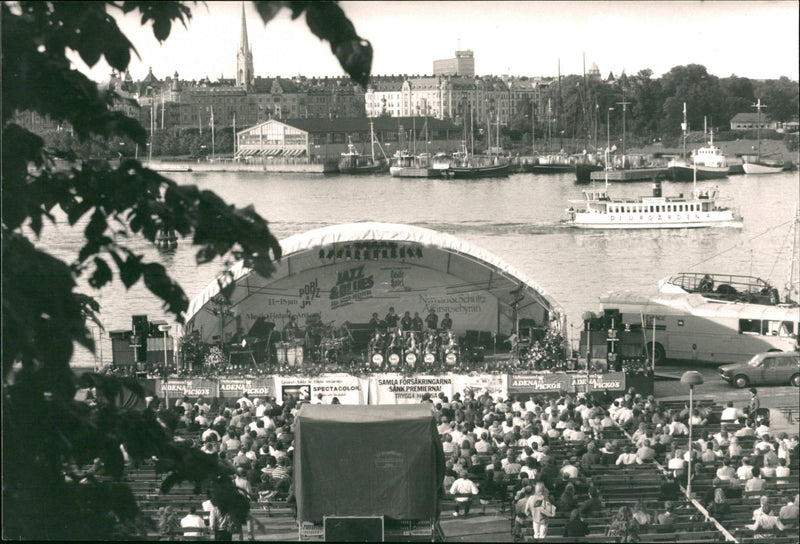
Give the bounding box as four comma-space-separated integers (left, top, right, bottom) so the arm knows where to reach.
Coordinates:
654, 362, 799, 435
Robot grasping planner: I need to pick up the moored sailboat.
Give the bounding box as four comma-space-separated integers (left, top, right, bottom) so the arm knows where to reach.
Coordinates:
742, 99, 783, 175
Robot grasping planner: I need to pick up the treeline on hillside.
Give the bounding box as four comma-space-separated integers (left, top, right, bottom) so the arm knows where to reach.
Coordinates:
506, 64, 799, 151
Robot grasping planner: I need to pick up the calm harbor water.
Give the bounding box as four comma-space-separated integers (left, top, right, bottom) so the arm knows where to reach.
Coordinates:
39, 170, 799, 366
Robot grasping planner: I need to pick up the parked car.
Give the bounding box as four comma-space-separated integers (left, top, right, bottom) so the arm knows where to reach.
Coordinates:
718, 351, 800, 388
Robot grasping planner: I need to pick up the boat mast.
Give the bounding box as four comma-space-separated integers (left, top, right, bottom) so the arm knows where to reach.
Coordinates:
470, 103, 474, 157
370, 119, 376, 162
752, 98, 766, 160
786, 202, 800, 303
487, 109, 492, 161
531, 100, 536, 156
616, 91, 630, 160
680, 102, 687, 158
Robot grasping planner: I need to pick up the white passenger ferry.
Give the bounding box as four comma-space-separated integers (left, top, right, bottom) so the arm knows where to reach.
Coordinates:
564, 184, 742, 229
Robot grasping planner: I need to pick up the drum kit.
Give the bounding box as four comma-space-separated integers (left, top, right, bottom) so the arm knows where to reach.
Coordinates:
366, 328, 459, 369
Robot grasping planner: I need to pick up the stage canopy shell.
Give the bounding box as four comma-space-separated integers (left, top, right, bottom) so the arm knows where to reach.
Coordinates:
184, 222, 566, 342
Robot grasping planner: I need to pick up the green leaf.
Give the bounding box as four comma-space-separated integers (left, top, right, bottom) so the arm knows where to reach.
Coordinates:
254, 1, 287, 24
89, 257, 113, 288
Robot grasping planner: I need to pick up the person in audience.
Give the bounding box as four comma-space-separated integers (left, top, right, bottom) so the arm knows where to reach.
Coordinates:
706, 487, 730, 521
745, 466, 765, 492
449, 469, 479, 517
513, 485, 532, 537
563, 509, 589, 538
209, 503, 233, 541
579, 487, 604, 517
778, 495, 799, 523
656, 501, 675, 533
720, 400, 742, 422
753, 495, 770, 520
736, 457, 754, 481
560, 457, 579, 479
745, 387, 760, 421
658, 474, 681, 501
557, 482, 577, 514
631, 500, 651, 528
636, 439, 656, 463
180, 506, 206, 538
478, 469, 504, 514
616, 445, 639, 466
581, 441, 600, 472
735, 419, 756, 437
715, 457, 735, 481
775, 458, 791, 479
524, 482, 552, 540
605, 505, 640, 543
747, 504, 785, 532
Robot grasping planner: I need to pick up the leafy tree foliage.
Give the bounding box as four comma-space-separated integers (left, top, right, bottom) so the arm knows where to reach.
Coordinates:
2, 1, 371, 539
505, 63, 797, 153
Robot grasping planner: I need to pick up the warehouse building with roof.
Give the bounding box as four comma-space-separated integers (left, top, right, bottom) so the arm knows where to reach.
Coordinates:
235, 117, 464, 162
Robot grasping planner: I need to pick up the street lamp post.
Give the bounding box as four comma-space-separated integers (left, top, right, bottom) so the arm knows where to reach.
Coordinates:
681, 370, 704, 500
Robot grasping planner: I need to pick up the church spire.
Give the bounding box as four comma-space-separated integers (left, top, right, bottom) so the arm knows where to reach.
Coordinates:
236, 2, 254, 87
239, 2, 249, 54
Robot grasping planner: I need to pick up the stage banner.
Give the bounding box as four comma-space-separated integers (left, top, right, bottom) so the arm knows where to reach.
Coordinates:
507, 374, 569, 394
569, 372, 626, 393
453, 374, 507, 400
369, 374, 455, 405
275, 374, 365, 405
159, 378, 217, 399
507, 372, 626, 394
218, 377, 275, 398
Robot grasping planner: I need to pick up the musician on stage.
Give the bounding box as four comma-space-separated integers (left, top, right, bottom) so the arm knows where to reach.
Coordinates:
411, 312, 424, 332
384, 307, 399, 330
425, 309, 439, 331
368, 312, 384, 333
441, 312, 453, 331
284, 316, 299, 341
400, 311, 413, 332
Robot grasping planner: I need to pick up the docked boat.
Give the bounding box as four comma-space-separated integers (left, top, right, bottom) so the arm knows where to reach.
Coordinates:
338, 121, 388, 174
667, 131, 730, 181
448, 143, 509, 179
522, 153, 574, 174
742, 99, 783, 175
659, 273, 782, 305
742, 155, 784, 175
389, 151, 439, 178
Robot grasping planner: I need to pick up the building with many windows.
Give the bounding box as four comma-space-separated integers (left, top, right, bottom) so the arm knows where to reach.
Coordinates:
365, 75, 511, 127
433, 50, 475, 77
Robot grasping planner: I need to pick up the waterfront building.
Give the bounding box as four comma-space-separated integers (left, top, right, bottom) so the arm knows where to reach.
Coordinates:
729, 112, 780, 131
234, 116, 462, 162
365, 75, 511, 127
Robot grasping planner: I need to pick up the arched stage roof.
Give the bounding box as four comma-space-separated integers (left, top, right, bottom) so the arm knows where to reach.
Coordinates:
185, 222, 566, 342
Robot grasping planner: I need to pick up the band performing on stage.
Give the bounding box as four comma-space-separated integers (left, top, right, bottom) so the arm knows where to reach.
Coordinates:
223, 307, 468, 371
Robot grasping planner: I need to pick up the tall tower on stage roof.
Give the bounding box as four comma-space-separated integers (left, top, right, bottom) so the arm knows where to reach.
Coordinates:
236, 3, 254, 87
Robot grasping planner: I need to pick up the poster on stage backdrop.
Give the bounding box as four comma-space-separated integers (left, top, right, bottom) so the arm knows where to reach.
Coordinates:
506, 372, 626, 394
159, 379, 217, 399
453, 374, 507, 401
569, 372, 626, 393
221, 246, 498, 343
369, 374, 455, 405
218, 377, 275, 398
507, 374, 570, 394
275, 374, 366, 405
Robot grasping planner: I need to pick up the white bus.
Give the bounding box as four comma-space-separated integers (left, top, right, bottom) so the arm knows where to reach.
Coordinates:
599, 292, 799, 365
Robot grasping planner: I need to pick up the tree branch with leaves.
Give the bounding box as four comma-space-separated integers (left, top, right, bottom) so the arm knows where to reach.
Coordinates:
2, 1, 371, 539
